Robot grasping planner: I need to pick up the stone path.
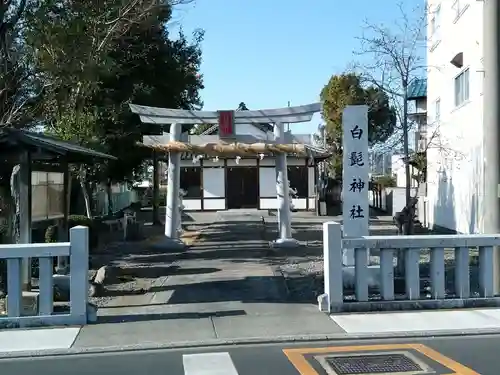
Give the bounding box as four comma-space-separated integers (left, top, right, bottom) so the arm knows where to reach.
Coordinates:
90, 210, 403, 312
95, 211, 291, 318
74, 211, 344, 347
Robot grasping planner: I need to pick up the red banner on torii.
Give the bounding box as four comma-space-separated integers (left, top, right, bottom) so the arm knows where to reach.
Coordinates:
218, 110, 235, 139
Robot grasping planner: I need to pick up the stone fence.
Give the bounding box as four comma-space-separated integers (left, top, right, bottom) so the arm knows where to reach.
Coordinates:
319, 221, 500, 312
1, 226, 89, 328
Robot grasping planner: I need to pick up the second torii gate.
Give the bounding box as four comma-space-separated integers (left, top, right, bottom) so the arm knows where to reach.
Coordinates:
130, 102, 322, 249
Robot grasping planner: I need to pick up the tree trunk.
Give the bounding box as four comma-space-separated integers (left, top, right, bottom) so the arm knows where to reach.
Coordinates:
402, 86, 412, 235
78, 166, 92, 218
10, 165, 21, 244
106, 179, 113, 216
81, 180, 92, 218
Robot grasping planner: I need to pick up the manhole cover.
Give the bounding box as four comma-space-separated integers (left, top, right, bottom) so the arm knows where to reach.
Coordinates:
325, 353, 423, 374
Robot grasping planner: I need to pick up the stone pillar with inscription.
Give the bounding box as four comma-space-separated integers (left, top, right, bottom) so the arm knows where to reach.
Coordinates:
342, 105, 369, 266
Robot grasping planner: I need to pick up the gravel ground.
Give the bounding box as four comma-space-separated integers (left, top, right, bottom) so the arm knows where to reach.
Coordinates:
86, 223, 186, 307
269, 219, 485, 303
0, 223, 191, 312
279, 248, 482, 303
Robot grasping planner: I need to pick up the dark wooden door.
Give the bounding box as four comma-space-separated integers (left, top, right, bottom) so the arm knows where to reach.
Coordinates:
226, 167, 259, 209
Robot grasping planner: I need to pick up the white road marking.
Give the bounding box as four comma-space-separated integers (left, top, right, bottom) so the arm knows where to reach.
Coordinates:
0, 327, 81, 353
183, 352, 239, 375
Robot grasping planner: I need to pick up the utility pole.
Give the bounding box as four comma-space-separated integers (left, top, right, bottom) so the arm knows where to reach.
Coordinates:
482, 0, 500, 293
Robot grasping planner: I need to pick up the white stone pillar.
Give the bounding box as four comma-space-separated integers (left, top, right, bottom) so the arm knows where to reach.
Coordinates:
272, 122, 299, 247
342, 105, 369, 266
158, 123, 184, 250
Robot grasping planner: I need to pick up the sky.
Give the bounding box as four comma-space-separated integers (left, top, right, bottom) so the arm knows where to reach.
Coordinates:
171, 0, 422, 134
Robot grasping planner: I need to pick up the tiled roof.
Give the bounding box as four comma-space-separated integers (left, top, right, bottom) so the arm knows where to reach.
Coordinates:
407, 78, 427, 100
0, 128, 116, 162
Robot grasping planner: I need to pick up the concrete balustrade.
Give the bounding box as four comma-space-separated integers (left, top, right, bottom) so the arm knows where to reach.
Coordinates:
1, 226, 89, 328
320, 221, 500, 313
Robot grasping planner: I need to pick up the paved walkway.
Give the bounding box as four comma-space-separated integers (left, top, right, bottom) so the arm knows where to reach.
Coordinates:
73, 210, 344, 348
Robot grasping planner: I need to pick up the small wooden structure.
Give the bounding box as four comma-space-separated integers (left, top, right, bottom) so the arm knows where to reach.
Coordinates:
0, 128, 116, 289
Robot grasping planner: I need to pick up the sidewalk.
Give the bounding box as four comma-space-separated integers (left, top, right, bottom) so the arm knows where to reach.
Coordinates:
331, 308, 500, 334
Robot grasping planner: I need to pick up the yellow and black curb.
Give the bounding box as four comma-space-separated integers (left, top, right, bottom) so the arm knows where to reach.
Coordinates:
283, 343, 479, 375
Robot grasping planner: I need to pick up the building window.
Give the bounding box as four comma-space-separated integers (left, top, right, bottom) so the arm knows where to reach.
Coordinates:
430, 5, 441, 40
288, 166, 308, 198
435, 98, 441, 122
452, 0, 469, 22
454, 68, 469, 107
180, 167, 202, 198
32, 171, 64, 221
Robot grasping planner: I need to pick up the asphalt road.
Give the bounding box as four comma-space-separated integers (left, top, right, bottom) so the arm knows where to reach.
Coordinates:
1, 335, 498, 375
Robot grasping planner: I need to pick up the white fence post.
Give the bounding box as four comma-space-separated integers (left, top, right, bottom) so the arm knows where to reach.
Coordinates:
322, 221, 343, 311
430, 247, 446, 299
455, 247, 470, 298
69, 226, 89, 324
38, 257, 54, 315
479, 246, 495, 297
380, 249, 395, 300
6, 259, 22, 317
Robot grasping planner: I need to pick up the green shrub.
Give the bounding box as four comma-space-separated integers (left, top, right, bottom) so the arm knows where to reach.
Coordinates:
0, 221, 8, 244
69, 215, 100, 249
129, 201, 142, 212
45, 225, 58, 243
44, 215, 100, 249
373, 174, 397, 188
68, 215, 93, 228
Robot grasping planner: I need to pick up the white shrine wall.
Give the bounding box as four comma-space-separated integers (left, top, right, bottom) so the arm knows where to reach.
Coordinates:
178, 156, 316, 212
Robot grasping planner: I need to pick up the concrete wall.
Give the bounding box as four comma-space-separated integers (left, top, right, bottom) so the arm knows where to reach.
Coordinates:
426, 0, 484, 234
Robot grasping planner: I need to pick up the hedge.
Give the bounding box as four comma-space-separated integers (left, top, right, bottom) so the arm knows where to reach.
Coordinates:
45, 215, 100, 249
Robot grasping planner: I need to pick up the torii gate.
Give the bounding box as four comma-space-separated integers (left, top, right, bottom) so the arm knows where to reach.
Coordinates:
130, 102, 321, 249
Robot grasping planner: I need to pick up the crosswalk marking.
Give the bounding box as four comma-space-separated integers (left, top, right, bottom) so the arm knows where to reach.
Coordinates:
183, 352, 239, 375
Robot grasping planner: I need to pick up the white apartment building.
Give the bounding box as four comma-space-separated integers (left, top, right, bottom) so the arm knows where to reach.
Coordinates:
426, 0, 484, 233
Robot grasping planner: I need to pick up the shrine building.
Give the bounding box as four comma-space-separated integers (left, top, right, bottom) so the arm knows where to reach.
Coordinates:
142, 122, 329, 212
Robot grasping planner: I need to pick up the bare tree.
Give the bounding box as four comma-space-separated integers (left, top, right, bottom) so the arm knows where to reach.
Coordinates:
350, 2, 428, 234
352, 2, 467, 235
